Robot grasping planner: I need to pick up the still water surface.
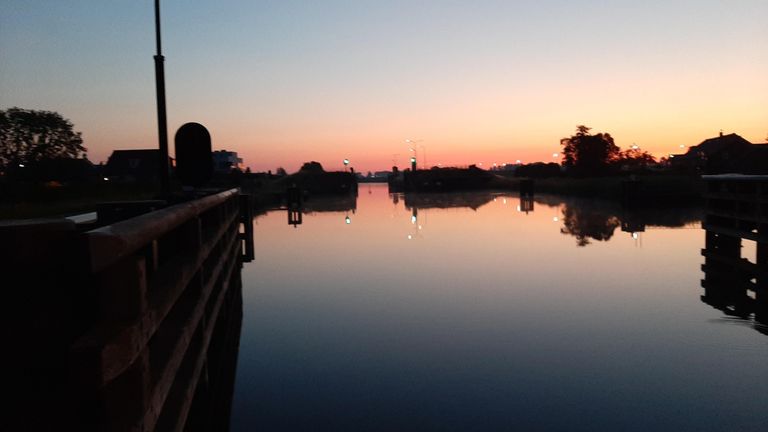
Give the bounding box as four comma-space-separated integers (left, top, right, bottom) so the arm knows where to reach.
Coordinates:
231, 183, 767, 431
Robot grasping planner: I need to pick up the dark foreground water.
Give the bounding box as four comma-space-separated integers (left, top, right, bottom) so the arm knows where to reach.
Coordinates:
231, 184, 768, 431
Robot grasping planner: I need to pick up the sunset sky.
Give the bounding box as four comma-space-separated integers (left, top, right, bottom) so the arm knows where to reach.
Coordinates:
2, 0, 766, 173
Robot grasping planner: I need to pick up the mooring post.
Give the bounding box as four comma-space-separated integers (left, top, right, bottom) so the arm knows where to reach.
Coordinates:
154, 0, 171, 197
520, 178, 534, 198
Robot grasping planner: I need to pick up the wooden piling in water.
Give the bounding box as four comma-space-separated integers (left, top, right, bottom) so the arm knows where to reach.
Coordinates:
700, 175, 768, 331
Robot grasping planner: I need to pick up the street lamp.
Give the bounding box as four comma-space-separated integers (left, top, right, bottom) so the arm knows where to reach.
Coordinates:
153, 0, 170, 196
406, 139, 422, 168
343, 158, 350, 172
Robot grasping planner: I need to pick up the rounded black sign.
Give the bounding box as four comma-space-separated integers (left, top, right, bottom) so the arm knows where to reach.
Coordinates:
175, 122, 213, 187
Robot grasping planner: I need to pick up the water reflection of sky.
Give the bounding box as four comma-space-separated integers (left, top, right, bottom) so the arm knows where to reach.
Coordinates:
232, 183, 768, 431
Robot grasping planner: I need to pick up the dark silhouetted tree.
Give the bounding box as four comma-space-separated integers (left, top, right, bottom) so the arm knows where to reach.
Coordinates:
617, 148, 656, 170
0, 107, 86, 170
560, 125, 619, 176
299, 161, 324, 173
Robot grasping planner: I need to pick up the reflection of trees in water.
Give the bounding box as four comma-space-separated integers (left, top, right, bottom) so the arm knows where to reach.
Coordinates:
554, 196, 701, 246
559, 206, 620, 246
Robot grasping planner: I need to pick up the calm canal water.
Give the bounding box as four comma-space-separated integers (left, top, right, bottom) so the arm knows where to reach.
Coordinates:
231, 183, 768, 431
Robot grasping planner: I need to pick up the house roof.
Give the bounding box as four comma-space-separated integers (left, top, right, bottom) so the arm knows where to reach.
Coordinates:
105, 149, 162, 178
687, 133, 752, 156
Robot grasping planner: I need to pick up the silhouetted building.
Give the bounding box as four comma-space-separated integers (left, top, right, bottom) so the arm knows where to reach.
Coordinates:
212, 150, 243, 173
104, 149, 173, 183
728, 144, 768, 175
671, 132, 763, 174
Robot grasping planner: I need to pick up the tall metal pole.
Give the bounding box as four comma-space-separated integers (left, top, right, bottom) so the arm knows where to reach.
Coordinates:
154, 0, 171, 196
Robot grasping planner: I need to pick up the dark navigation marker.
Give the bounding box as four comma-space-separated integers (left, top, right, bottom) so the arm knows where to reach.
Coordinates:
175, 122, 213, 187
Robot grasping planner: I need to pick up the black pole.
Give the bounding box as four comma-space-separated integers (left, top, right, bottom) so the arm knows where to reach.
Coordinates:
154, 0, 171, 196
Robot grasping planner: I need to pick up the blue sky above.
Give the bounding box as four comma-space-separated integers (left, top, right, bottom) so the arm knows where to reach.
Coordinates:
2, 0, 766, 171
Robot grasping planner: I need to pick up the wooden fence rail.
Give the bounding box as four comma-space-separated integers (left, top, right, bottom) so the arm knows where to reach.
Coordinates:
2, 188, 252, 431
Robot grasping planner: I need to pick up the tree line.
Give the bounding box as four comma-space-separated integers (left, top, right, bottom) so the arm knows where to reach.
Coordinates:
0, 107, 86, 169
560, 125, 655, 176
1, 108, 658, 181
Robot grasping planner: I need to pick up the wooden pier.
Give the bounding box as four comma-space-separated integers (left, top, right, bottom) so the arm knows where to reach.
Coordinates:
700, 175, 768, 332
3, 188, 253, 431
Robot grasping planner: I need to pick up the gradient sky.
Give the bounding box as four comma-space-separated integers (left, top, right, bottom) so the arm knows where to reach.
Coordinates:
1, 0, 766, 172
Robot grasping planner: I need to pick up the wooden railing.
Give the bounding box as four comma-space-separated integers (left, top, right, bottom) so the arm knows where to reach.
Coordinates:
57, 188, 252, 431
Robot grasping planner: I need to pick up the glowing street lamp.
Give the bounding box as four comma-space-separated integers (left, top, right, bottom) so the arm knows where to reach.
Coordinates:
343, 158, 350, 172
406, 139, 423, 168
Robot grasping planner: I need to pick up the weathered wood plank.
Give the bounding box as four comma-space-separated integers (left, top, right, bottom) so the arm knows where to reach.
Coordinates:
70, 198, 240, 387
84, 189, 238, 272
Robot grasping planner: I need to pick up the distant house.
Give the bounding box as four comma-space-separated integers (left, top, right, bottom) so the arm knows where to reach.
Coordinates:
671, 132, 761, 174
212, 150, 243, 173
728, 143, 768, 175
104, 149, 172, 183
